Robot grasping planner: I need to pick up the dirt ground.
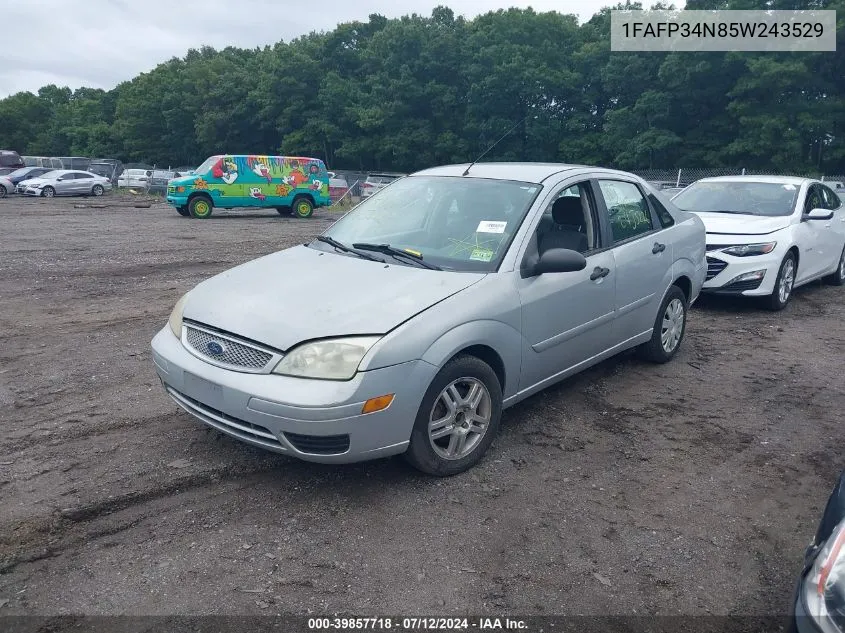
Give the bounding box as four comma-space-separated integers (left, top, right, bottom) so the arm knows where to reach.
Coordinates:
0, 193, 842, 618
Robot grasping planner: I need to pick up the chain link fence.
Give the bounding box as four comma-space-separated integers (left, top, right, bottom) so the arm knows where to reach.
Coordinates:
632, 168, 845, 188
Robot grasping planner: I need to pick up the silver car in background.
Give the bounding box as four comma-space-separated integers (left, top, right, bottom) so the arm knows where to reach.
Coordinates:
151, 163, 706, 476
361, 172, 405, 198
17, 170, 113, 198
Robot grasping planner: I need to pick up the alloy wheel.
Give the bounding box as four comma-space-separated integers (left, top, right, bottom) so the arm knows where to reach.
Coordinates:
779, 259, 795, 304
428, 377, 492, 460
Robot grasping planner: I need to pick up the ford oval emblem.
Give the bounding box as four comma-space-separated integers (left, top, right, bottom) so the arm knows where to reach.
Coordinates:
206, 341, 226, 356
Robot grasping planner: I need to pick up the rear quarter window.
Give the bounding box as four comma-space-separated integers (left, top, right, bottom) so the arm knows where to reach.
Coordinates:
647, 193, 676, 228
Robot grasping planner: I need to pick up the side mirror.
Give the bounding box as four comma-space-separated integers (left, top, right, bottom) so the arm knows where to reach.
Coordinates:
804, 208, 834, 221
56, 177, 63, 181
531, 248, 587, 276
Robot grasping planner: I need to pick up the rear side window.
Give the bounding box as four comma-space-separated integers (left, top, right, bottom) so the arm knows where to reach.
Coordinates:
597, 180, 655, 243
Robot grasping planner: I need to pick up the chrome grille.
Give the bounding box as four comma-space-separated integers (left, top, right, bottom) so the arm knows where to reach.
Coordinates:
706, 256, 728, 281
185, 325, 273, 370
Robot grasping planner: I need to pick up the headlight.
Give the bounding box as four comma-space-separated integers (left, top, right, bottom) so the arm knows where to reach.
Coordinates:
168, 293, 189, 338
272, 336, 380, 380
721, 242, 777, 257
804, 520, 845, 631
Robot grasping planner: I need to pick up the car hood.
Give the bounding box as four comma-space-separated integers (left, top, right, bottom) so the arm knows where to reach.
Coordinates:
182, 245, 486, 351
18, 177, 52, 186
693, 212, 793, 236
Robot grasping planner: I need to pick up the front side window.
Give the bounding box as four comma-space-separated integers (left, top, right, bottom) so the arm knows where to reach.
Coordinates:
820, 185, 842, 210
805, 185, 825, 213
535, 182, 597, 254
319, 175, 542, 272
597, 180, 654, 243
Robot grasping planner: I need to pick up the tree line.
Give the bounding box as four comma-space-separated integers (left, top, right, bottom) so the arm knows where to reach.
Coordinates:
0, 0, 843, 175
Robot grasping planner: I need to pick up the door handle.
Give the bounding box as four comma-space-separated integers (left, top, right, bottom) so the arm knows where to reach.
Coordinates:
652, 242, 666, 254
590, 266, 610, 281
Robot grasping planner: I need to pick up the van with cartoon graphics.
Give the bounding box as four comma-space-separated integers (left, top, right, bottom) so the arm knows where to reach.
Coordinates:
166, 155, 331, 219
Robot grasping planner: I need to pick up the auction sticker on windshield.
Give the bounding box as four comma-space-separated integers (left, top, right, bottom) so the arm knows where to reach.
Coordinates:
477, 220, 507, 233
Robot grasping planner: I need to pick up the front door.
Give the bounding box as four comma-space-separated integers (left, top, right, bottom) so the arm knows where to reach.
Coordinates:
517, 180, 617, 391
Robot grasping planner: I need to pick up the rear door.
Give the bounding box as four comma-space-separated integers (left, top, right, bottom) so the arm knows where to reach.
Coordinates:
75, 172, 95, 194
594, 178, 674, 343
820, 184, 845, 269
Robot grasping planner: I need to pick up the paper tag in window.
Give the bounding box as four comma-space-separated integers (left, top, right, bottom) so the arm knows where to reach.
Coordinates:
470, 248, 494, 262
476, 220, 507, 234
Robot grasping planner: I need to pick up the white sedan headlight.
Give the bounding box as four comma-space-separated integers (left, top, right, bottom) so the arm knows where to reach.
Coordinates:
272, 336, 380, 380
804, 520, 845, 632
721, 242, 777, 257
168, 293, 189, 338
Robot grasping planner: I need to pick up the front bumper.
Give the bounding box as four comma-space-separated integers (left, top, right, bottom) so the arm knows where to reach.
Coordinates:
166, 193, 189, 207
150, 327, 437, 464
702, 246, 784, 296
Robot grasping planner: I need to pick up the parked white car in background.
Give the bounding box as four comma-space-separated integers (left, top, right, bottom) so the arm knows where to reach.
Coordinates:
17, 170, 113, 198
117, 168, 152, 188
672, 176, 845, 310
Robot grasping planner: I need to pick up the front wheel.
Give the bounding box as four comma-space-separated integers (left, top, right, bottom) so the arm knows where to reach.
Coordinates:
91, 184, 104, 197
292, 196, 314, 218
41, 186, 55, 198
404, 355, 503, 477
824, 246, 845, 286
767, 253, 796, 311
176, 206, 190, 217
0, 184, 6, 198
188, 196, 213, 219
637, 285, 688, 363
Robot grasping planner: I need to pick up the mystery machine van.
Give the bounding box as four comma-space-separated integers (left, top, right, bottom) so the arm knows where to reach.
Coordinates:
166, 155, 331, 219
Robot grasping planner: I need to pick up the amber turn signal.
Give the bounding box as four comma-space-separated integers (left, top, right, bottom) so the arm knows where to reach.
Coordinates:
361, 394, 394, 414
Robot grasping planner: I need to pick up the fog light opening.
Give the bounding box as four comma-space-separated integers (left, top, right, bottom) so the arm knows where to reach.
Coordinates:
727, 269, 766, 285
362, 394, 394, 415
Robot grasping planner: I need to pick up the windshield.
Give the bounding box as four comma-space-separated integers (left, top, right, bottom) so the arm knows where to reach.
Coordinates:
38, 170, 63, 180
318, 175, 542, 272
673, 181, 800, 217
195, 155, 221, 175
8, 167, 34, 178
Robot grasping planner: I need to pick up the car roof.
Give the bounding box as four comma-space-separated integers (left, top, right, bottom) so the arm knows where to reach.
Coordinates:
411, 162, 639, 184
695, 175, 813, 186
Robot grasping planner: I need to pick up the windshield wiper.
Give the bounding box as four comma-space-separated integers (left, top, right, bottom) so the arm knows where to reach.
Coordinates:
707, 210, 757, 215
352, 243, 443, 270
315, 236, 385, 263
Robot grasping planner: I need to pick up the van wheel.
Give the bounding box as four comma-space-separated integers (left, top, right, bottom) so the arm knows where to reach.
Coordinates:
276, 206, 292, 216
189, 196, 213, 219
292, 196, 314, 218
404, 355, 503, 477
176, 206, 190, 217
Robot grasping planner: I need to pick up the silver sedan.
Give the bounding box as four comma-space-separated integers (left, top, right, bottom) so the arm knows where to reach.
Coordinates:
151, 163, 706, 476
17, 170, 113, 197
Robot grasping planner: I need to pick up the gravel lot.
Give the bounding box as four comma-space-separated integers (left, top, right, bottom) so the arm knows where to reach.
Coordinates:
0, 194, 842, 618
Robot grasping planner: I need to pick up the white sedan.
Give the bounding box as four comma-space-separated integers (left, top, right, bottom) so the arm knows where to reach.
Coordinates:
672, 176, 845, 310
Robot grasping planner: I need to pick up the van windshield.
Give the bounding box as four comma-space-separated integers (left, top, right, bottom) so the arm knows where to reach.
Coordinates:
195, 156, 221, 174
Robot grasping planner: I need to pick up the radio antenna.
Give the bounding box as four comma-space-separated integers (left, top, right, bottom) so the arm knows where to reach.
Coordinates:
462, 112, 533, 176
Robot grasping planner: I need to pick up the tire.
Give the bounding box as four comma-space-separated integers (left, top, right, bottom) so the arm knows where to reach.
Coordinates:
404, 355, 503, 477
637, 284, 688, 363
188, 196, 213, 219
276, 206, 292, 216
824, 246, 845, 286
91, 184, 104, 197
176, 206, 190, 217
0, 184, 6, 198
41, 186, 55, 198
766, 252, 796, 311
292, 195, 314, 218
